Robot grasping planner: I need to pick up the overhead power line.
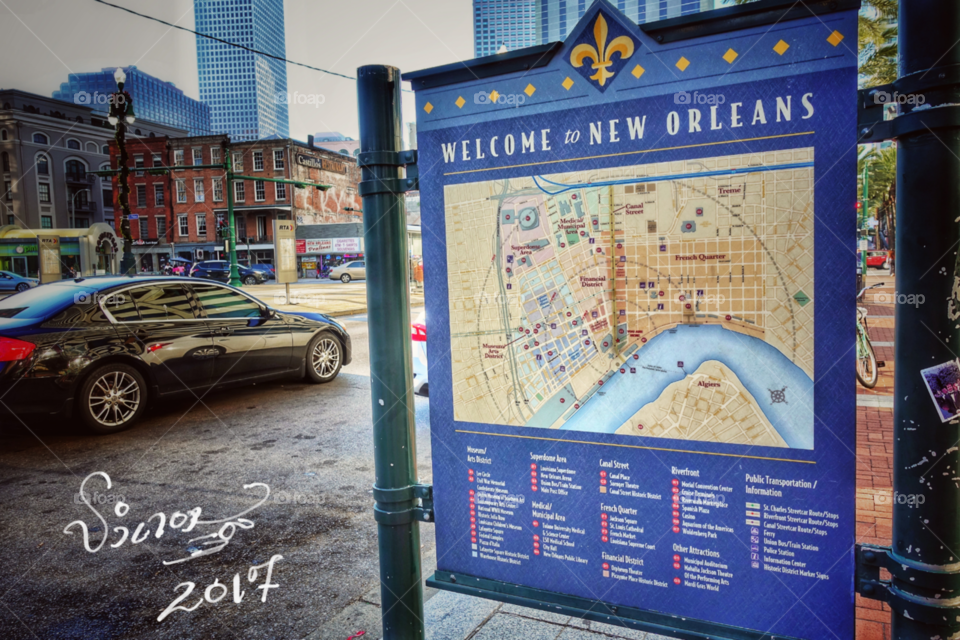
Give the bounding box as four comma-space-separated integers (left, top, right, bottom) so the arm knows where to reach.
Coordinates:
91, 0, 357, 81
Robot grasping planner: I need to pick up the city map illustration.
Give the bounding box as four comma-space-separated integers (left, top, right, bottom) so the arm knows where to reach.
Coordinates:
444, 148, 815, 449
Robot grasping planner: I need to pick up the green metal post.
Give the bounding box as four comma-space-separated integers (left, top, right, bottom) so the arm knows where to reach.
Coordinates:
357, 64, 424, 640
225, 147, 241, 287
889, 1, 960, 638
862, 164, 869, 273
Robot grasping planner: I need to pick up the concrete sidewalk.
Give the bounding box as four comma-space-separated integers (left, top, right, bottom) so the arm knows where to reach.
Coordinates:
307, 551, 675, 640
248, 281, 424, 318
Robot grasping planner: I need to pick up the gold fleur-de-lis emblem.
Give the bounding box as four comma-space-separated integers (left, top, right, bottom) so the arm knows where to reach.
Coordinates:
570, 13, 635, 87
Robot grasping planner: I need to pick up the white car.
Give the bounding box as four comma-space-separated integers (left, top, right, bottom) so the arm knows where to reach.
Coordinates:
412, 310, 428, 396
328, 260, 366, 283
0, 271, 39, 292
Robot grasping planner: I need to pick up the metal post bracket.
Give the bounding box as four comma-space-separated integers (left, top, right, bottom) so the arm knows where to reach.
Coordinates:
856, 544, 960, 627
357, 149, 419, 196
373, 483, 434, 525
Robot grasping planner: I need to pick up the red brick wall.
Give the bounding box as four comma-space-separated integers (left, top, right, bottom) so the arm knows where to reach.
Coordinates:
109, 136, 171, 242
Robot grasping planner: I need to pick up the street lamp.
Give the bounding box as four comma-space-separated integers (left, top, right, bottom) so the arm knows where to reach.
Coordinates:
70, 188, 91, 230
109, 67, 137, 274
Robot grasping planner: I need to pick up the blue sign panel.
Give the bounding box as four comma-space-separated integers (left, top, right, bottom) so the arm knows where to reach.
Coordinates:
408, 2, 857, 638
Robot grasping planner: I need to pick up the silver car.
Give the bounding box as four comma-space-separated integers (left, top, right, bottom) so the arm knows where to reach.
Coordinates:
0, 271, 39, 293
328, 261, 365, 283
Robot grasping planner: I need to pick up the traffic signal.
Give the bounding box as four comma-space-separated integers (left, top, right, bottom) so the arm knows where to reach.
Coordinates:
855, 200, 863, 210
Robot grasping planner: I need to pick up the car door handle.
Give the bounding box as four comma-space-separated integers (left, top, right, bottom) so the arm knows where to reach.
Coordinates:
217, 327, 234, 336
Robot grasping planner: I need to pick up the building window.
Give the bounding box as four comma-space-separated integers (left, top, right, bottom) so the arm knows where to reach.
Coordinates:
254, 180, 265, 201
41, 215, 52, 228
178, 214, 188, 236
67, 139, 81, 150
273, 149, 284, 170
86, 142, 99, 153
4, 180, 11, 201
0, 130, 6, 141
234, 181, 245, 202
173, 149, 184, 167
176, 180, 187, 203
136, 184, 147, 207
196, 213, 207, 237
139, 217, 149, 238
212, 177, 223, 202
193, 148, 203, 165
232, 152, 243, 171
211, 147, 221, 164
215, 212, 226, 238
101, 145, 110, 155
236, 215, 247, 240
103, 188, 113, 207
65, 159, 87, 182
36, 154, 49, 175
1, 152, 8, 173
154, 184, 164, 206
275, 181, 286, 200
152, 153, 161, 167
33, 133, 49, 145
194, 178, 205, 202
38, 182, 51, 203
257, 215, 267, 239
157, 216, 166, 240
253, 150, 263, 171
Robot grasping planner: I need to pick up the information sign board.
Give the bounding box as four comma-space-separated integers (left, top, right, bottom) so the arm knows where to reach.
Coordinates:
407, 1, 858, 638
38, 235, 61, 283
273, 220, 298, 284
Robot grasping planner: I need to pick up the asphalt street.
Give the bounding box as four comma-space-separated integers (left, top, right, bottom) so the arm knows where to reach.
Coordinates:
0, 310, 434, 640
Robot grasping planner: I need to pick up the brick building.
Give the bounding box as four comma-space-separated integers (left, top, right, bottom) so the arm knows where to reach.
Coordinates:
108, 135, 173, 272
167, 135, 361, 265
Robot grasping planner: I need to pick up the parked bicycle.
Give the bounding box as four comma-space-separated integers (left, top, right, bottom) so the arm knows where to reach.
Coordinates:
856, 282, 885, 388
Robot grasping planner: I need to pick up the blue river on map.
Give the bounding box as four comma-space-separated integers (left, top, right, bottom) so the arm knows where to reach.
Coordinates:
558, 325, 814, 449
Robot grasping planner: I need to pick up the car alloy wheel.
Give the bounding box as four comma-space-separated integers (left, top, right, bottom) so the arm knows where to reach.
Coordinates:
340, 274, 351, 283
308, 335, 342, 382
87, 369, 142, 428
15, 283, 28, 292
244, 275, 257, 285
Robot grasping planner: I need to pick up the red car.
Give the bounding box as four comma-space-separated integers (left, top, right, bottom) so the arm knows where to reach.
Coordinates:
865, 251, 892, 269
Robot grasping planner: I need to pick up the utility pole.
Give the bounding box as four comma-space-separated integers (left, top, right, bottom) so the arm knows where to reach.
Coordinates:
357, 64, 427, 640
225, 147, 241, 287
857, 1, 960, 638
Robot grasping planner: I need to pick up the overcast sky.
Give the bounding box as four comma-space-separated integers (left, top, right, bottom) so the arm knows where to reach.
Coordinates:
0, 0, 473, 140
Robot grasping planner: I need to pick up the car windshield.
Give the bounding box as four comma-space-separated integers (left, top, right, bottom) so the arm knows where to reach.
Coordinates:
0, 285, 77, 318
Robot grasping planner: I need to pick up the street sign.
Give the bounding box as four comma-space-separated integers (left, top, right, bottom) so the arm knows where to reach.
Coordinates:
273, 220, 298, 284
406, 1, 858, 638
38, 236, 61, 283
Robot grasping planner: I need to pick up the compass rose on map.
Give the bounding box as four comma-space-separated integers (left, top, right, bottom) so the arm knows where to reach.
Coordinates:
769, 387, 788, 405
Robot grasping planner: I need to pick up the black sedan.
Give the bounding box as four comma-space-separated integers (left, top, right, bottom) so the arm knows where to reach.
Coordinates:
0, 277, 351, 434
190, 260, 266, 285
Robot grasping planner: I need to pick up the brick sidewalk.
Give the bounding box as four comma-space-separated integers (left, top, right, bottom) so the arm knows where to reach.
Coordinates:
855, 278, 895, 640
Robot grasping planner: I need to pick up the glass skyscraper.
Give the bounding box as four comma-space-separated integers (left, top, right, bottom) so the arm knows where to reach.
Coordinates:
53, 66, 212, 135
474, 0, 716, 56
194, 0, 289, 141
474, 0, 539, 58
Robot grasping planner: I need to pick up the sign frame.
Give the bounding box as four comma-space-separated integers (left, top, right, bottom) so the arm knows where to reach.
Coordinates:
405, 1, 860, 639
